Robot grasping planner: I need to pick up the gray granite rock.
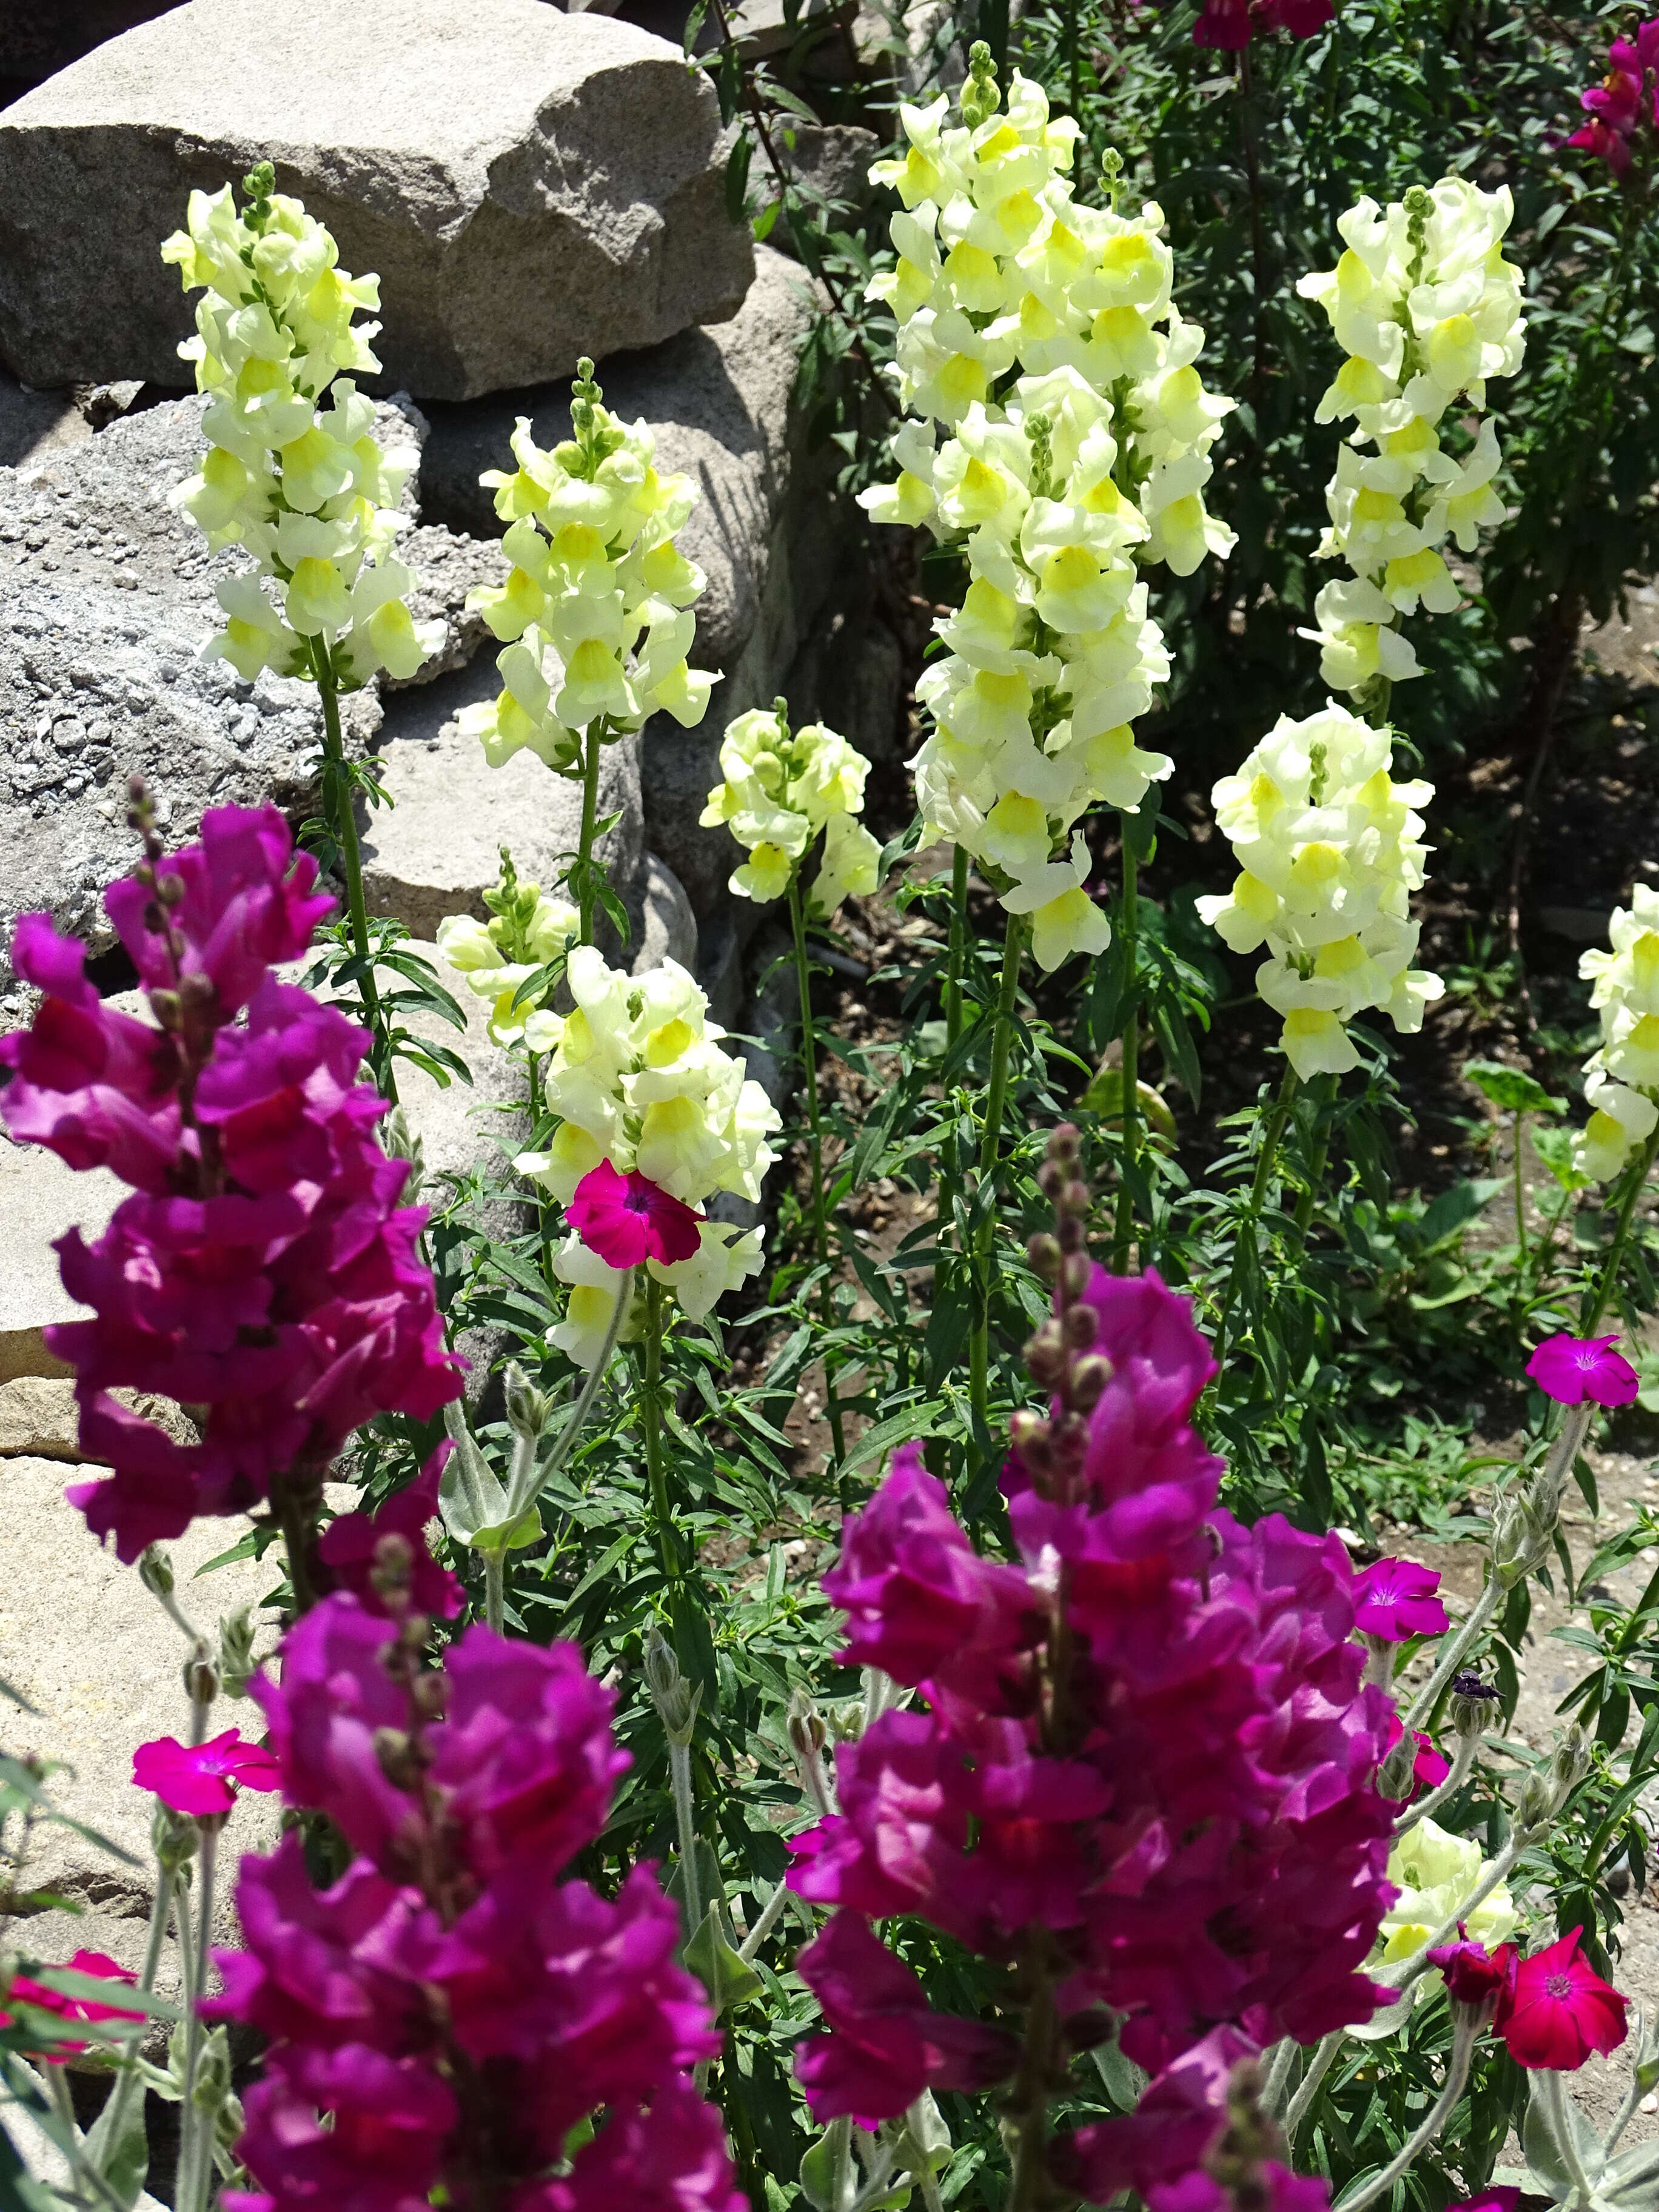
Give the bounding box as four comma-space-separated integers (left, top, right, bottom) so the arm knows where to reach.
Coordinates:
0, 0, 754, 400
0, 393, 494, 984
0, 370, 90, 472
0, 1376, 198, 1461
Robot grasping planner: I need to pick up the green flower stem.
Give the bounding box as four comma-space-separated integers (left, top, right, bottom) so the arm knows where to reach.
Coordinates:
1581, 1123, 1659, 1334
1337, 2020, 1475, 2212
175, 1818, 220, 2212
575, 716, 605, 945
1210, 1063, 1299, 1367
87, 1862, 174, 2179
1111, 835, 1140, 1275
968, 910, 1029, 1436
1290, 1075, 1336, 1252
484, 1552, 506, 1637
1541, 2066, 1600, 2207
274, 1470, 321, 1619
1282, 2028, 1342, 2142
945, 845, 968, 1051
640, 1275, 678, 1578
1391, 1730, 1480, 1837
309, 641, 395, 1104
669, 1734, 702, 1934
1513, 1110, 1529, 1260
737, 1873, 794, 1963
787, 872, 846, 1470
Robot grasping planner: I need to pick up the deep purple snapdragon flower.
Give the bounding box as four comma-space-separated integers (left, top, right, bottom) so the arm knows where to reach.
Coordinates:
786, 1127, 1396, 2202
0, 797, 461, 1561
214, 1557, 742, 2212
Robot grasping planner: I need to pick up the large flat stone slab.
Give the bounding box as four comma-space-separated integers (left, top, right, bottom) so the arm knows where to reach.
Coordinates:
0, 1136, 120, 1384
0, 0, 754, 400
0, 1455, 281, 2006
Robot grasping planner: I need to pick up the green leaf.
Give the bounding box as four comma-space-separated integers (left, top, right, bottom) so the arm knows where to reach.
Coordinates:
1463, 1059, 1567, 1116
1533, 1122, 1592, 1193
683, 1903, 763, 2019
1419, 1179, 1503, 1245
1081, 1065, 1178, 1140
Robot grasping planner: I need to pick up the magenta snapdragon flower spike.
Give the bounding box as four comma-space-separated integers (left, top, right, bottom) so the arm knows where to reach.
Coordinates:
1494, 1926, 1629, 2070
1566, 23, 1659, 175
1190, 0, 1332, 49
1526, 1332, 1640, 1407
1352, 1556, 1449, 1641
785, 1127, 1396, 2198
213, 1554, 742, 2212
0, 800, 462, 1563
567, 1158, 704, 1269
132, 1728, 282, 1817
0, 1951, 143, 2060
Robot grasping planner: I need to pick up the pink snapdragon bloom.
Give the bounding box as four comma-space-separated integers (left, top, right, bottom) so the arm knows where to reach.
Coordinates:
1353, 1556, 1449, 1640
0, 1952, 144, 2059
789, 1227, 1397, 2171
317, 1441, 461, 1620
215, 1579, 743, 2212
567, 1159, 703, 1268
1190, 0, 1332, 47
1495, 1927, 1629, 2070
1427, 1927, 1507, 2013
0, 804, 461, 1560
1527, 1332, 1640, 1407
795, 1911, 1016, 2123
132, 1728, 282, 1817
1567, 23, 1659, 175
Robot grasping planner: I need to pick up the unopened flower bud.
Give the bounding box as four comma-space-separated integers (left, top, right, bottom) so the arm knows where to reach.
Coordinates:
1449, 1671, 1499, 1742
410, 1670, 447, 1721
1515, 1770, 1553, 1832
504, 1361, 555, 1443
374, 1727, 421, 1791
1059, 1178, 1091, 1220
153, 1801, 199, 1870
646, 1627, 700, 1744
1056, 1213, 1087, 1253
1023, 1322, 1067, 1387
139, 1546, 176, 1600
1010, 1409, 1050, 1461
1376, 1732, 1419, 1801
1062, 1248, 1093, 1296
148, 987, 183, 1031
1037, 1160, 1066, 1201
370, 1530, 414, 1611
1047, 1123, 1081, 1167
1027, 1233, 1062, 1283
1551, 1723, 1590, 1803
184, 1643, 219, 1711
1061, 1303, 1097, 1349
787, 1687, 828, 1763
1050, 1410, 1088, 1469
1068, 1355, 1113, 1412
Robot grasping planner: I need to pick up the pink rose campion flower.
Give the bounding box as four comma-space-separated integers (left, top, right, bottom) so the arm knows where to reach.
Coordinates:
567, 1158, 703, 1269
1353, 1556, 1450, 1640
788, 1250, 1397, 2169
1495, 1926, 1629, 2070
1526, 1332, 1641, 1407
0, 1951, 144, 2060
0, 804, 461, 1562
1426, 1928, 1508, 2013
215, 1581, 742, 2212
132, 1728, 282, 1817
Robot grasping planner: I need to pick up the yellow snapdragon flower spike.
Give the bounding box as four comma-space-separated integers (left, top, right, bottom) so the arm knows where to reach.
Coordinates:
1575, 885, 1659, 1181
701, 705, 881, 921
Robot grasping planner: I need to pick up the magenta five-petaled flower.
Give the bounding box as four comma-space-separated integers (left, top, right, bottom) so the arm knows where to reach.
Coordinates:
212, 1587, 742, 2212
1567, 21, 1659, 176
568, 1158, 704, 1269
1495, 1926, 1629, 2071
1352, 1556, 1449, 1641
132, 1729, 283, 1818
1526, 1332, 1641, 1407
0, 805, 462, 1560
786, 1257, 1397, 2184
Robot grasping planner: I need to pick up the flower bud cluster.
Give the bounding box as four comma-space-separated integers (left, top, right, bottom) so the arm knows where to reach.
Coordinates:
700, 701, 882, 916
1575, 885, 1659, 1179
1296, 179, 1526, 702
514, 947, 780, 1364
436, 847, 578, 1047
859, 50, 1235, 971
162, 166, 443, 689
213, 1590, 742, 2212
1196, 704, 1444, 1079
463, 358, 716, 776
